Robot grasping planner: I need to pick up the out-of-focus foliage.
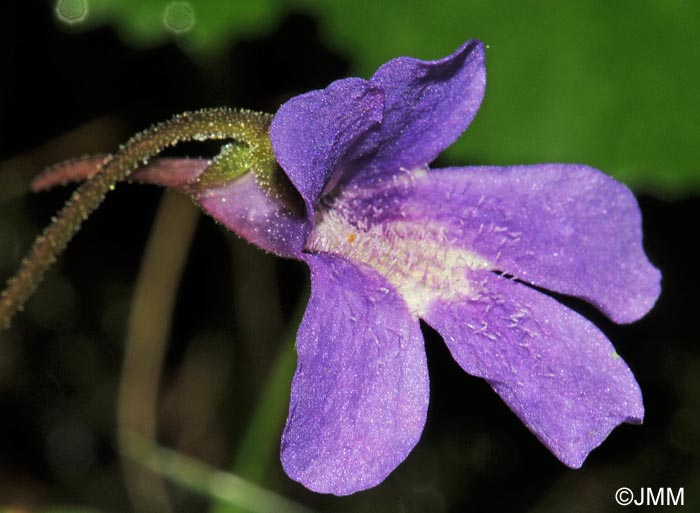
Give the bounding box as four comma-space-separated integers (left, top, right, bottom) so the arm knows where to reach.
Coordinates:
53, 0, 700, 196
0, 509, 105, 513
1, 3, 697, 513
56, 0, 278, 50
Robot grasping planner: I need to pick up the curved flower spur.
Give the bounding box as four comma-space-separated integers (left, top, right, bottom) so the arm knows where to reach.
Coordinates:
19, 40, 660, 495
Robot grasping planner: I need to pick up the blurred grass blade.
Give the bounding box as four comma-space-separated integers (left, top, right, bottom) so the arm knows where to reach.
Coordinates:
2, 508, 112, 513
118, 190, 200, 513
234, 293, 306, 479
121, 431, 315, 513
211, 291, 307, 513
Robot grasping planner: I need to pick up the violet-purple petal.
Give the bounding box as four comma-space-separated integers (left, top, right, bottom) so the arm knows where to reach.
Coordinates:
423, 271, 644, 468
269, 78, 384, 218
269, 41, 486, 203
125, 158, 308, 258
355, 40, 486, 180
195, 172, 307, 258
33, 156, 309, 258
281, 253, 429, 495
332, 164, 660, 323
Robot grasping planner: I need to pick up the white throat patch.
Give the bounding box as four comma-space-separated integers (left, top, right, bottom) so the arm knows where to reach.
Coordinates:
307, 208, 492, 317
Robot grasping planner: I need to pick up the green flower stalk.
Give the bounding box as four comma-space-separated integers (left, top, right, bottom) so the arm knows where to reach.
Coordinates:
0, 107, 273, 330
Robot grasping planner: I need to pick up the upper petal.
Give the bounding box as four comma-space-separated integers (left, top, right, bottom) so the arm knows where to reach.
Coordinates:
269, 41, 486, 210
357, 40, 486, 180
281, 253, 429, 495
423, 271, 644, 468
332, 164, 660, 323
269, 77, 384, 219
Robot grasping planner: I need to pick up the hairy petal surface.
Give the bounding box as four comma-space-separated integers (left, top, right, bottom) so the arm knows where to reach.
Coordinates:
131, 160, 307, 257
357, 40, 486, 179
424, 271, 644, 467
282, 254, 429, 495
195, 172, 307, 258
270, 78, 384, 218
33, 157, 306, 258
333, 164, 660, 323
31, 156, 208, 192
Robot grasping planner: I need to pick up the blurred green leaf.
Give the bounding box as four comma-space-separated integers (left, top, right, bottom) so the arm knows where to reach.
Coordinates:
61, 0, 280, 51
42, 509, 106, 513
120, 431, 314, 513
230, 313, 300, 481
211, 291, 306, 513
299, 0, 700, 196
0, 508, 109, 513
55, 0, 699, 194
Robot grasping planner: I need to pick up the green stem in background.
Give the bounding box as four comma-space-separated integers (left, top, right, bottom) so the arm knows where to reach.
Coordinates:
0, 108, 273, 331
118, 191, 200, 513
211, 292, 308, 513
121, 431, 315, 513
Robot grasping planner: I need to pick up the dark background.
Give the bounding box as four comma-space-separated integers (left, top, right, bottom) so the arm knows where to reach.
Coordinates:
1, 2, 698, 512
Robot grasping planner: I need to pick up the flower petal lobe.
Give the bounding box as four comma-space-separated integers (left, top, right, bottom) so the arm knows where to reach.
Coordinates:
357, 40, 486, 179
424, 271, 644, 467
270, 78, 384, 217
335, 164, 660, 323
281, 254, 429, 495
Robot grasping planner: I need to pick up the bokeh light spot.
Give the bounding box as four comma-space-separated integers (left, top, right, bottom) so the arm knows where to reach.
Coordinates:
163, 1, 196, 34
54, 0, 89, 25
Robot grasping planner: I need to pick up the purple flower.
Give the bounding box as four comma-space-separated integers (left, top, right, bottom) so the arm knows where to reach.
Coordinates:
38, 40, 661, 495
